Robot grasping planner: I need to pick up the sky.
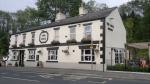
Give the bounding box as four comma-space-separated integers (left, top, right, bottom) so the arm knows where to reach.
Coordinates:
0, 0, 131, 12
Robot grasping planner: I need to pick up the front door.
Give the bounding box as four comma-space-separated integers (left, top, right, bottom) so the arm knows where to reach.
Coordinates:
19, 50, 24, 67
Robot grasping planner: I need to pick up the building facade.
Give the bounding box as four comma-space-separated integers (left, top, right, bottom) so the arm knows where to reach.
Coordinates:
7, 7, 126, 71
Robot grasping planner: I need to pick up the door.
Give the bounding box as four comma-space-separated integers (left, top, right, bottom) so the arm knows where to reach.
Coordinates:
19, 50, 24, 67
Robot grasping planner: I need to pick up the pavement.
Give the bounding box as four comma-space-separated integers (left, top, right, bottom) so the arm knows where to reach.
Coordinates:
0, 67, 150, 84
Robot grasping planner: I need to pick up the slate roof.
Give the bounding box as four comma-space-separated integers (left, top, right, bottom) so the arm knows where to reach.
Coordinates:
14, 7, 117, 34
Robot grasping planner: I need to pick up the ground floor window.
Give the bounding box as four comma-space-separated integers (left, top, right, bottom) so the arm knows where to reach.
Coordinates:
115, 49, 124, 64
48, 50, 58, 61
28, 49, 35, 60
12, 50, 18, 60
81, 49, 95, 62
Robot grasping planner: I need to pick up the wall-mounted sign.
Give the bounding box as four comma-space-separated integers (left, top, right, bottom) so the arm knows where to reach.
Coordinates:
39, 31, 49, 43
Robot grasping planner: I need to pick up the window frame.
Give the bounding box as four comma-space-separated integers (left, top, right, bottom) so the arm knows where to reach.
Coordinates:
54, 30, 59, 41
23, 34, 26, 44
84, 25, 92, 39
81, 49, 95, 62
48, 50, 58, 61
70, 27, 76, 40
12, 50, 18, 60
28, 49, 36, 60
31, 32, 35, 44
115, 49, 124, 64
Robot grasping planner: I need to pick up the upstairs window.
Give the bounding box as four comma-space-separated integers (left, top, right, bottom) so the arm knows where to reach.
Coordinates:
15, 35, 18, 45
28, 49, 35, 60
54, 29, 59, 41
70, 27, 76, 40
31, 32, 35, 44
84, 25, 91, 39
23, 34, 26, 44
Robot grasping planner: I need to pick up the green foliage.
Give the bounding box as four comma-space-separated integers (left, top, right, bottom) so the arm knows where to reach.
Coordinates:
36, 0, 82, 20
0, 30, 9, 57
120, 0, 150, 43
107, 64, 150, 72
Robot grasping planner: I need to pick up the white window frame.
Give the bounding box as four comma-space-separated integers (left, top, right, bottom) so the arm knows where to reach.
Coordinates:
81, 49, 95, 62
48, 50, 58, 61
23, 34, 26, 44
12, 50, 18, 60
70, 27, 76, 40
15, 35, 18, 45
31, 32, 35, 44
28, 50, 35, 60
115, 49, 124, 64
54, 30, 59, 41
84, 25, 92, 39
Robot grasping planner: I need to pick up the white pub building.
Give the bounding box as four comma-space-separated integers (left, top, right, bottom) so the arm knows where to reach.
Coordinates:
7, 6, 126, 71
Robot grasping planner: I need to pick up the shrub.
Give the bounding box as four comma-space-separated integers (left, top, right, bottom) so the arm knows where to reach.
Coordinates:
107, 64, 150, 72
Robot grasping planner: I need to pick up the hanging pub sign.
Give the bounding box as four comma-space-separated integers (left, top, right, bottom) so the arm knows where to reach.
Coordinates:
39, 31, 49, 43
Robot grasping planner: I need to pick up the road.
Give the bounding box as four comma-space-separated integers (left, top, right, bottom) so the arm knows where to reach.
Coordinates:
0, 67, 150, 84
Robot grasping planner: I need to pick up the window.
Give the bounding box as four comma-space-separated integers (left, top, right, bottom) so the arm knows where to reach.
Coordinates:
54, 30, 59, 41
28, 50, 35, 60
12, 50, 18, 60
115, 49, 124, 64
84, 25, 91, 39
48, 50, 58, 61
81, 49, 95, 62
15, 35, 18, 45
31, 32, 35, 44
70, 27, 76, 40
23, 34, 26, 44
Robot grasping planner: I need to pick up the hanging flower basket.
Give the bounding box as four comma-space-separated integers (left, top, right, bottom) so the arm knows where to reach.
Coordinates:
28, 43, 35, 46
81, 38, 91, 44
51, 40, 60, 45
19, 43, 25, 47
12, 44, 17, 48
66, 39, 77, 44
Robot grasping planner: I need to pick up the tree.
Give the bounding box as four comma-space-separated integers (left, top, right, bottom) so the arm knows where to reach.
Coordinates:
85, 0, 108, 12
0, 30, 9, 58
16, 7, 40, 30
36, 0, 82, 21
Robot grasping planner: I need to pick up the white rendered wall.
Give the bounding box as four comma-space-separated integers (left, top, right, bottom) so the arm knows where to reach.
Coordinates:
105, 8, 126, 65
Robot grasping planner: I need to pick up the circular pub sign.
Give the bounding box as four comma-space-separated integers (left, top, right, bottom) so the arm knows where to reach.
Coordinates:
39, 31, 49, 43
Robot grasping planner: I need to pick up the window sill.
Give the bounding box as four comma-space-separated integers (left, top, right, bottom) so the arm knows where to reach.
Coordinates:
78, 61, 96, 64
46, 60, 58, 63
26, 60, 36, 62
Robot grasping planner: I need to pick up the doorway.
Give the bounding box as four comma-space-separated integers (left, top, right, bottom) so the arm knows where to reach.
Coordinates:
19, 50, 25, 67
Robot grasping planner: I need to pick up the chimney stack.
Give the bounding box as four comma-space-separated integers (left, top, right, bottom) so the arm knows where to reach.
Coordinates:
79, 0, 87, 15
55, 12, 66, 22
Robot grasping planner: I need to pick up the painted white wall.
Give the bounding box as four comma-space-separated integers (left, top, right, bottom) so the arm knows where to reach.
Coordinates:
9, 20, 103, 47
105, 8, 126, 65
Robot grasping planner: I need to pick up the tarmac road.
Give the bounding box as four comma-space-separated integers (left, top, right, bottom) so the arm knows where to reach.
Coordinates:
0, 67, 150, 84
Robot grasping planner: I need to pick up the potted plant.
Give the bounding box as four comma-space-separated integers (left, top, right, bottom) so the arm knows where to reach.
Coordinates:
66, 39, 77, 44
51, 40, 60, 45
62, 49, 69, 55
